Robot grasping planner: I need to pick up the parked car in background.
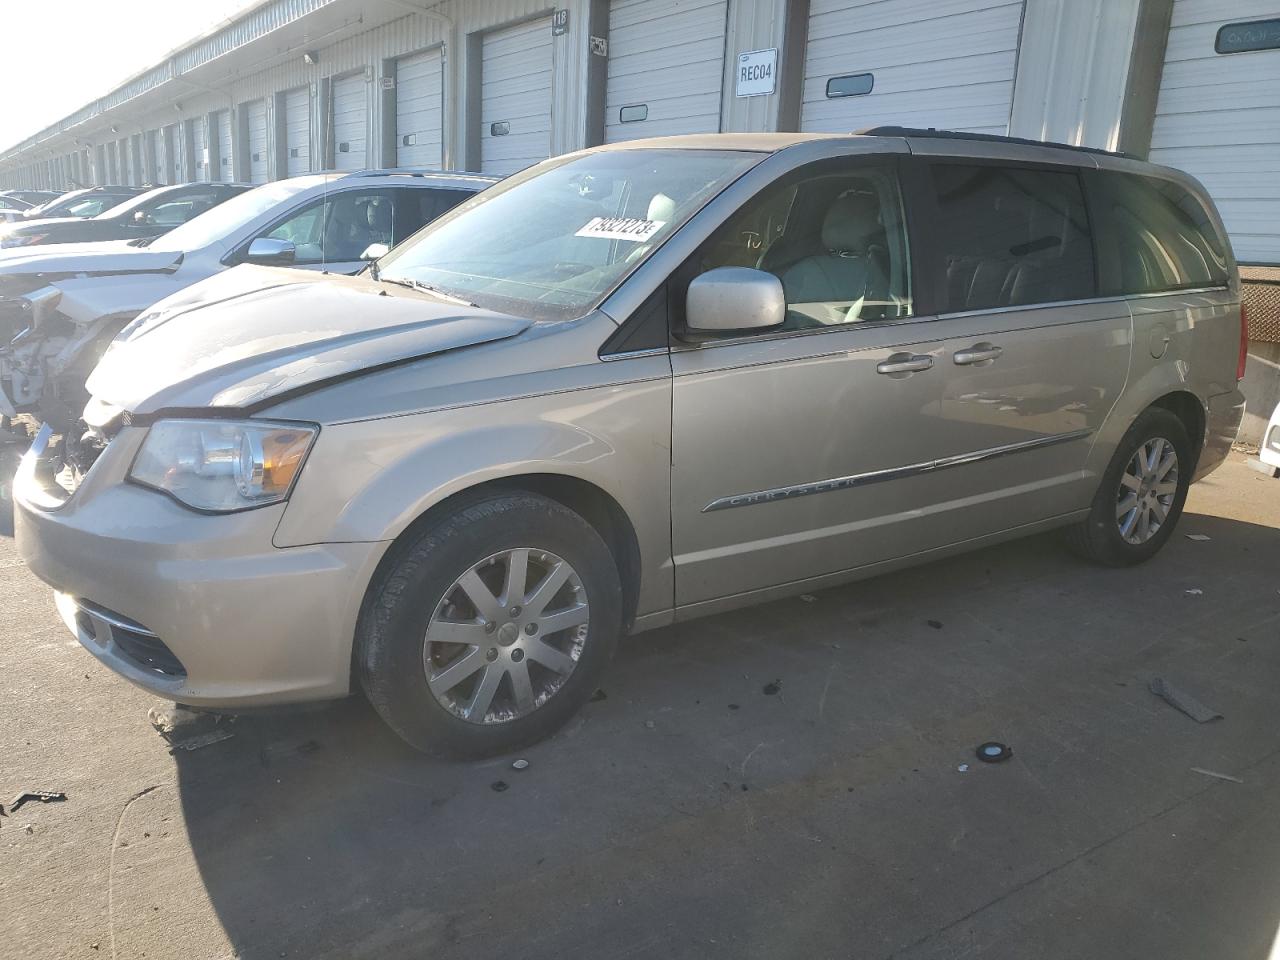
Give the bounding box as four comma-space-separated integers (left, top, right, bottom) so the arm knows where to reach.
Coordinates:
1, 189, 61, 206
0, 194, 33, 224
1252, 399, 1280, 478
19, 186, 144, 222
0, 169, 495, 432
11, 130, 1246, 758
0, 182, 251, 248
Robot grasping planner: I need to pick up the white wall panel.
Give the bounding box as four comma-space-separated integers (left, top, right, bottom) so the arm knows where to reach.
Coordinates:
480, 16, 554, 176
396, 48, 444, 168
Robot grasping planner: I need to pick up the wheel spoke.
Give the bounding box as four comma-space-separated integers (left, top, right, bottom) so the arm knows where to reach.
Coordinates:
525, 638, 576, 676
425, 620, 488, 647
524, 561, 572, 618
538, 602, 589, 636
1118, 505, 1138, 538
508, 661, 535, 714
1116, 492, 1139, 521
1153, 480, 1178, 496
1137, 505, 1151, 541
456, 569, 501, 622
1144, 439, 1164, 476
1155, 450, 1178, 482
463, 664, 503, 721
427, 647, 486, 696
1119, 472, 1142, 492
503, 549, 529, 607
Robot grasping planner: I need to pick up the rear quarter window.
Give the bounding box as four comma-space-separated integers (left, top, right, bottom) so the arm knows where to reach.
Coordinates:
1087, 171, 1229, 296
928, 163, 1096, 312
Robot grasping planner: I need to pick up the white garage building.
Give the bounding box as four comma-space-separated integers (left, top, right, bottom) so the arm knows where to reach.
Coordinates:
0, 0, 1277, 432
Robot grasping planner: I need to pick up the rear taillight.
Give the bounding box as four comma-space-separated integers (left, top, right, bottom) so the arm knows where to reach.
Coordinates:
1237, 303, 1249, 381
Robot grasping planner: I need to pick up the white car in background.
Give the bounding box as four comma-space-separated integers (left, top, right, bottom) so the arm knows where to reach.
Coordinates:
1253, 399, 1280, 477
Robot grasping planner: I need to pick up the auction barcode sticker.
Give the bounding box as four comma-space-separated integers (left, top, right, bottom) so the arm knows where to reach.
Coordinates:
575, 217, 665, 242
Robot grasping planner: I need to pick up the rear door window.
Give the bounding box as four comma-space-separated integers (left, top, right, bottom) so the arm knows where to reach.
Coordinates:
264, 189, 397, 264
394, 188, 474, 244
1087, 171, 1229, 295
929, 163, 1096, 312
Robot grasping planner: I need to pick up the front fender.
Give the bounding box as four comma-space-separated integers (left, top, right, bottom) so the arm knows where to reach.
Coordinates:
273, 375, 673, 618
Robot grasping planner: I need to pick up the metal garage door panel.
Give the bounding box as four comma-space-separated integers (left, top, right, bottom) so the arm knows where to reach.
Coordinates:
247, 100, 269, 184
216, 110, 235, 183
396, 48, 444, 169
193, 119, 209, 181
149, 131, 163, 184
605, 0, 727, 142
481, 17, 553, 176
800, 0, 1024, 136
332, 73, 367, 171
1150, 0, 1280, 264
285, 87, 310, 177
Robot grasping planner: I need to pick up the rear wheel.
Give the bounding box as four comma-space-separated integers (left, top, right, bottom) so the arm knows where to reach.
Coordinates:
357, 492, 622, 757
1066, 408, 1192, 566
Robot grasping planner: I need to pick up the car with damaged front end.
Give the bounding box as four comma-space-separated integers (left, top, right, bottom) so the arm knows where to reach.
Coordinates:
0, 169, 495, 441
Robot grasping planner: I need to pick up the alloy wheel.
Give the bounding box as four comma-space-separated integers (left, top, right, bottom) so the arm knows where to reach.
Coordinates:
1115, 436, 1179, 545
423, 548, 589, 724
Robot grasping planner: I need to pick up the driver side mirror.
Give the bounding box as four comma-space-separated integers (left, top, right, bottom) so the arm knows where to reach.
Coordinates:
684, 267, 785, 339
246, 237, 296, 266
360, 242, 390, 261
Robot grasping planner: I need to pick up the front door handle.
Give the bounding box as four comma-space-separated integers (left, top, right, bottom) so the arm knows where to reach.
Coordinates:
953, 343, 1003, 365
877, 354, 934, 376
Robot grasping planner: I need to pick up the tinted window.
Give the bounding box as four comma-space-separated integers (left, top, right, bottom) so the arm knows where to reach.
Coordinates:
691, 160, 912, 328
931, 164, 1095, 312
1088, 172, 1228, 296
395, 188, 474, 243
264, 188, 396, 263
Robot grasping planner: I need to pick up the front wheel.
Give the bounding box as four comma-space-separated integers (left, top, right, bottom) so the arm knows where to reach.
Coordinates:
357, 492, 622, 757
1066, 408, 1193, 566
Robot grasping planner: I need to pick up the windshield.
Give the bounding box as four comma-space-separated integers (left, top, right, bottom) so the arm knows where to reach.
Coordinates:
377, 149, 762, 320
150, 176, 330, 252
94, 186, 172, 220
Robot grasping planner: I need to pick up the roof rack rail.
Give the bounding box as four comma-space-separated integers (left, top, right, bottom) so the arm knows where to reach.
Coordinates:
854, 126, 1137, 160
341, 167, 498, 179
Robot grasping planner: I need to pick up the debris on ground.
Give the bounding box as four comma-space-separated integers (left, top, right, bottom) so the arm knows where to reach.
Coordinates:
643, 720, 656, 729
147, 704, 207, 736
1184, 588, 1204, 596
511, 759, 529, 771
927, 620, 943, 630
957, 764, 969, 772
728, 703, 740, 711
167, 729, 234, 754
1185, 534, 1212, 542
589, 688, 607, 702
799, 594, 816, 603
491, 781, 509, 793
7, 790, 67, 814
975, 742, 1013, 763
1190, 767, 1243, 784
762, 680, 782, 696
1148, 677, 1222, 723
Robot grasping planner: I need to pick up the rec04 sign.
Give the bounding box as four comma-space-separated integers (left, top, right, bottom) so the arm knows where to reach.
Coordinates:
735, 48, 777, 98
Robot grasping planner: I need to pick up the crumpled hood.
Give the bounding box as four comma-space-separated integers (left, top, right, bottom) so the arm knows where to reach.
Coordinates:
86, 265, 532, 414
0, 238, 182, 276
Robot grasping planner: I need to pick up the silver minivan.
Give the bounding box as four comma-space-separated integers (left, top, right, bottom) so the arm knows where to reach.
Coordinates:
14, 129, 1247, 756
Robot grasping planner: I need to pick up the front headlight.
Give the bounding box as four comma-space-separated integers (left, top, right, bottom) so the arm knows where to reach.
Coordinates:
128, 419, 318, 513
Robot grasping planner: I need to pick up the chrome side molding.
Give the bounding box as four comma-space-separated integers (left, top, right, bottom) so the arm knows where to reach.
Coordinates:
702, 428, 1093, 512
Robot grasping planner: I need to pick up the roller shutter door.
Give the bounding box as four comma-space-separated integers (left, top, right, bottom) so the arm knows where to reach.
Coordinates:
193, 119, 210, 181
118, 139, 132, 185
284, 87, 311, 177
332, 73, 368, 171
1149, 1, 1280, 264
480, 17, 553, 176
396, 48, 444, 168
165, 125, 182, 183
149, 130, 164, 184
800, 0, 1025, 136
246, 100, 269, 183
605, 0, 727, 142
216, 110, 235, 183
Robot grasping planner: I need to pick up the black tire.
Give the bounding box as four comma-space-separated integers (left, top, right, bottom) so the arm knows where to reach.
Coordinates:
357, 492, 622, 758
1066, 408, 1193, 567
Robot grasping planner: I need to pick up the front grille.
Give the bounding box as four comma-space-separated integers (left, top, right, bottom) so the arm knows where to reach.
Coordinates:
77, 600, 187, 678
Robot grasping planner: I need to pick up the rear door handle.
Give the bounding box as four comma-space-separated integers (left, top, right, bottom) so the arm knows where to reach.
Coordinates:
953, 344, 1003, 365
876, 354, 934, 375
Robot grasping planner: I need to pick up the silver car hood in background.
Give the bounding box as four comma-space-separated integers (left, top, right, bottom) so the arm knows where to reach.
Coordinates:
0, 239, 183, 277
86, 265, 533, 414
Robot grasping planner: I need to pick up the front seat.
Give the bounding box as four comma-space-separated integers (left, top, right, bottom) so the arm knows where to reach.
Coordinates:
777, 192, 888, 323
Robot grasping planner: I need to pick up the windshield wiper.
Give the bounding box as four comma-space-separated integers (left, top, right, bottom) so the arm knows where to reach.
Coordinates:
377, 276, 478, 308
126, 236, 153, 247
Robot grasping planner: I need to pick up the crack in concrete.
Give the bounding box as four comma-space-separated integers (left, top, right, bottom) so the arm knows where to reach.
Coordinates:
108, 783, 166, 960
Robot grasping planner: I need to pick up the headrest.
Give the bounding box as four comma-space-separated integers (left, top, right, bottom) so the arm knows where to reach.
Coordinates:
366, 200, 393, 231
821, 192, 882, 253
647, 192, 676, 224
